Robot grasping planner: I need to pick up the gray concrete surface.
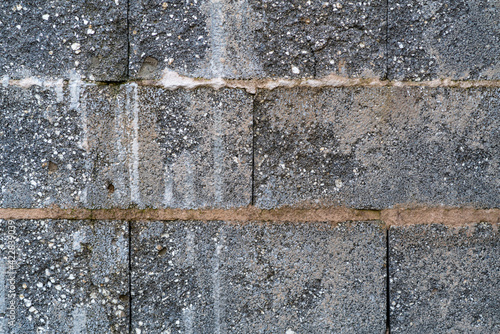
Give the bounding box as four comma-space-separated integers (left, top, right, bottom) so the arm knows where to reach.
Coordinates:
132, 86, 253, 209
0, 219, 129, 333
0, 0, 128, 81
0, 82, 88, 208
0, 83, 252, 210
131, 220, 387, 334
389, 223, 499, 333
254, 87, 500, 209
129, 0, 386, 79
388, 0, 500, 80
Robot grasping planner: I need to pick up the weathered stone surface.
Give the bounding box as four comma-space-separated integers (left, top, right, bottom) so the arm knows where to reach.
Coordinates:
129, 0, 386, 79
388, 0, 500, 80
131, 220, 386, 333
0, 82, 87, 208
83, 84, 132, 209
0, 219, 129, 333
254, 87, 500, 209
131, 86, 253, 209
0, 81, 131, 209
248, 0, 386, 79
389, 223, 499, 333
0, 0, 127, 81
1, 83, 252, 209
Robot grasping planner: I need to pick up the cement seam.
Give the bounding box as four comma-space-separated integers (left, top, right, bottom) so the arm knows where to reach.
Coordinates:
5, 76, 500, 92
0, 207, 498, 227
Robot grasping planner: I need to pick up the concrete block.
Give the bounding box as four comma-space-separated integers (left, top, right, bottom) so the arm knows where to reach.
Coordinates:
0, 80, 132, 209
249, 0, 387, 79
0, 0, 128, 81
389, 223, 499, 333
0, 219, 129, 333
131, 220, 387, 333
0, 81, 88, 208
254, 87, 500, 209
131, 86, 253, 209
388, 0, 500, 80
129, 0, 386, 79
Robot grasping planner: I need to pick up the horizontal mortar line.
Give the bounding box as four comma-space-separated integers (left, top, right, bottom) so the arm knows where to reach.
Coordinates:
5, 73, 500, 92
0, 207, 498, 227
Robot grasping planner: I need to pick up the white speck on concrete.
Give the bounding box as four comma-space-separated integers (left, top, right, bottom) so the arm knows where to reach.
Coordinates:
42, 14, 49, 20
71, 43, 81, 54
292, 65, 300, 74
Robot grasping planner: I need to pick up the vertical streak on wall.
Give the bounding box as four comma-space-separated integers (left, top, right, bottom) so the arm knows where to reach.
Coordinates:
208, 0, 226, 78
114, 93, 126, 203
163, 164, 174, 207
70, 72, 88, 206
53, 79, 64, 103
72, 306, 87, 334
182, 304, 194, 334
127, 83, 141, 206
1, 75, 8, 88
212, 226, 223, 334
183, 153, 195, 208
213, 102, 224, 205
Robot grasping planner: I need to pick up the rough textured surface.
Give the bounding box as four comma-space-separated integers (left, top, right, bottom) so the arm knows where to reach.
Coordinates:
83, 84, 132, 209
131, 220, 387, 334
388, 0, 500, 80
129, 0, 386, 79
0, 0, 127, 81
0, 219, 129, 333
254, 87, 500, 209
0, 84, 252, 210
389, 223, 500, 333
248, 0, 386, 79
132, 86, 253, 209
0, 82, 87, 208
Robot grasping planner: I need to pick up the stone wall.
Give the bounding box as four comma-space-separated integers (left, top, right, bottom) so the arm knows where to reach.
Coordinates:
0, 0, 499, 333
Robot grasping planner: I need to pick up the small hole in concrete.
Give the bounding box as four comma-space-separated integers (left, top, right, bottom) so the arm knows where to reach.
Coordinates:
48, 161, 58, 173
107, 183, 115, 194
119, 295, 129, 302
158, 247, 167, 256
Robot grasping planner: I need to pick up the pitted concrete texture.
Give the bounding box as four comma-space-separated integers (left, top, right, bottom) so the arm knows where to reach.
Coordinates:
1, 83, 252, 210
131, 220, 387, 334
0, 82, 88, 208
389, 223, 499, 333
254, 87, 500, 209
0, 219, 129, 333
388, 0, 500, 81
132, 86, 253, 209
0, 0, 127, 81
129, 0, 386, 80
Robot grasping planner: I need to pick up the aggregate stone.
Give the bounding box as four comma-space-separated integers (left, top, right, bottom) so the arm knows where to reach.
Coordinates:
389, 223, 499, 333
0, 219, 129, 333
130, 86, 253, 209
129, 0, 386, 79
0, 0, 128, 81
0, 82, 88, 208
388, 0, 500, 80
254, 87, 500, 209
131, 220, 387, 333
